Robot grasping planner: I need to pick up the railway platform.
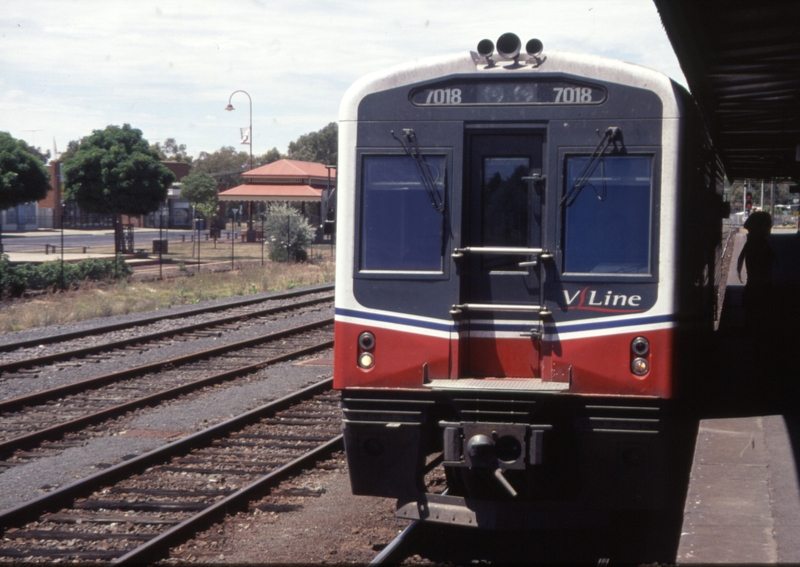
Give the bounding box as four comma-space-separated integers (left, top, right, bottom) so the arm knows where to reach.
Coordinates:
678, 227, 800, 563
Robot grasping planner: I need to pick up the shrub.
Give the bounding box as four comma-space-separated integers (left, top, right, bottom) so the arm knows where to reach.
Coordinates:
0, 255, 132, 298
263, 203, 315, 262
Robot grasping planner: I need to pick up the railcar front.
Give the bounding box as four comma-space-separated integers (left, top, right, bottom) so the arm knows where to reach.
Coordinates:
334, 36, 720, 529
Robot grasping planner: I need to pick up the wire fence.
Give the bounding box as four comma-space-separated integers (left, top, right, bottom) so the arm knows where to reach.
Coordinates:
1, 222, 336, 279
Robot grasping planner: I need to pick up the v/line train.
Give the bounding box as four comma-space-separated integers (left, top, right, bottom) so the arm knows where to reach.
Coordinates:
333, 33, 726, 529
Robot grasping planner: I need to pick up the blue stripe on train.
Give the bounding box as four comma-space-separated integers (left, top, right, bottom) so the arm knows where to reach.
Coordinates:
334, 307, 676, 335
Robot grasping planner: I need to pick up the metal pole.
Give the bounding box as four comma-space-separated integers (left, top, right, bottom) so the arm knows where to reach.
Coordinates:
197, 213, 201, 273
60, 218, 65, 290
159, 208, 163, 280
231, 211, 235, 271
743, 180, 748, 219
226, 90, 253, 230
760, 179, 764, 211
771, 178, 776, 219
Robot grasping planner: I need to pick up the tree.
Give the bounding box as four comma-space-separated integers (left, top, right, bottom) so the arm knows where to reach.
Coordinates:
16, 139, 51, 166
257, 147, 283, 165
151, 138, 192, 163
62, 124, 175, 252
193, 146, 251, 189
180, 171, 219, 222
264, 203, 315, 262
286, 122, 337, 165
58, 139, 82, 163
0, 131, 51, 211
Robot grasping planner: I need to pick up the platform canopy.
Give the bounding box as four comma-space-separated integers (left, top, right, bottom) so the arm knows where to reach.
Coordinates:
217, 159, 335, 203
653, 0, 800, 180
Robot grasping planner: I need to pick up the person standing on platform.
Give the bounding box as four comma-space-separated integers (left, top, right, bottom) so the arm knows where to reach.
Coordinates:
737, 211, 776, 333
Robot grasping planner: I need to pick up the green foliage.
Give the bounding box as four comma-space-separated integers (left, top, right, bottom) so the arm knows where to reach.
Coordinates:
192, 146, 251, 190
14, 139, 51, 165
180, 171, 219, 220
286, 122, 337, 165
150, 138, 192, 163
0, 255, 132, 297
258, 148, 283, 165
0, 131, 51, 210
62, 124, 175, 215
264, 203, 315, 262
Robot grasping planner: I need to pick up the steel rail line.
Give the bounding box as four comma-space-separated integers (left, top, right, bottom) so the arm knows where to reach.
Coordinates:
0, 292, 333, 374
0, 283, 332, 353
0, 378, 342, 564
0, 319, 333, 457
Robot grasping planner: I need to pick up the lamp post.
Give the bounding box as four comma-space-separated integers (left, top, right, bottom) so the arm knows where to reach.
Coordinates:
230, 207, 238, 271
158, 204, 166, 280
226, 90, 254, 232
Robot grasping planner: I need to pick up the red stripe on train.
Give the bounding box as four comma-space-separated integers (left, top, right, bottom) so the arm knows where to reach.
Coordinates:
334, 320, 677, 397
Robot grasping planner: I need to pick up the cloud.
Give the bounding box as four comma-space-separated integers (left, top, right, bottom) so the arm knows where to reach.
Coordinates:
1, 0, 684, 157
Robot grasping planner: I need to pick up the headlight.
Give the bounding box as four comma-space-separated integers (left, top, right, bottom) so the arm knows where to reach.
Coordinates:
631, 357, 649, 376
358, 352, 375, 369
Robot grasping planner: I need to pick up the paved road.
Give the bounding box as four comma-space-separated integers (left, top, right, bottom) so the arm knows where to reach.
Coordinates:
0, 228, 198, 253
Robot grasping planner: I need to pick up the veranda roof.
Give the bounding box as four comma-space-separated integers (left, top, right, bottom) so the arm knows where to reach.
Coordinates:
217, 183, 323, 202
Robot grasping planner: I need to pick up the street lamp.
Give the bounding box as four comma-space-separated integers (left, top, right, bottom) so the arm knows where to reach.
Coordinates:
226, 90, 254, 232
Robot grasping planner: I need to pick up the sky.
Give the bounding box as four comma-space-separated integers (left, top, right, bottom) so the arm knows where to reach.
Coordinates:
1, 0, 685, 162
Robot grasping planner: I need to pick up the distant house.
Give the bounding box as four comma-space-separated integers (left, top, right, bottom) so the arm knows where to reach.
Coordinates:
218, 159, 336, 240
142, 161, 192, 229
0, 162, 58, 232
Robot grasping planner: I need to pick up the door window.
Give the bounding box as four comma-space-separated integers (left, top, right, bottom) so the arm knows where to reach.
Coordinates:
481, 157, 530, 272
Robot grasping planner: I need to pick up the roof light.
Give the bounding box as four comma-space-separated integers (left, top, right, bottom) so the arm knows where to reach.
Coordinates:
496, 33, 522, 60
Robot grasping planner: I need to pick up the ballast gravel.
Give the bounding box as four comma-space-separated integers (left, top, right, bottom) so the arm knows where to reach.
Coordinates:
0, 299, 333, 402
0, 341, 335, 512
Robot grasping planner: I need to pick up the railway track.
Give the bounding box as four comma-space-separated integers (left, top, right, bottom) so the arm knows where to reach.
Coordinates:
0, 287, 334, 374
0, 319, 333, 464
0, 378, 342, 563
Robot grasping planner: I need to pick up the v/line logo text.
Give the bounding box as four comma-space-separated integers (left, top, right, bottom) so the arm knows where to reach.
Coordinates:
564, 288, 644, 313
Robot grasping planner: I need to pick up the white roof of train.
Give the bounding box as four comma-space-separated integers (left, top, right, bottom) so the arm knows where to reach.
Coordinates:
339, 50, 684, 121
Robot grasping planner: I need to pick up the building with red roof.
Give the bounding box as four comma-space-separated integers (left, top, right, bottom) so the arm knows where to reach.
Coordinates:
218, 159, 336, 240
218, 158, 335, 203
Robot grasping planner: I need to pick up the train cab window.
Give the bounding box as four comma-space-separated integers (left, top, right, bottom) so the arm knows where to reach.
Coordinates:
563, 155, 653, 274
359, 155, 446, 272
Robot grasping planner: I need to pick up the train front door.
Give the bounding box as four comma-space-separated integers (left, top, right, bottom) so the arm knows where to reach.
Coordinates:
459, 133, 545, 378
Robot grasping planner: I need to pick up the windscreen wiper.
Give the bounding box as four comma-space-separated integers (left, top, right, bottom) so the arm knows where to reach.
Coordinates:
560, 126, 623, 207
391, 128, 445, 213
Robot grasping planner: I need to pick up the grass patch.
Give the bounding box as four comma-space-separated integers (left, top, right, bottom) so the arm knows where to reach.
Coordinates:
0, 255, 335, 333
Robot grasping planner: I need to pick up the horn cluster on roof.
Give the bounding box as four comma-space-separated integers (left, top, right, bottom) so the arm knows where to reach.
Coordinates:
476, 33, 545, 68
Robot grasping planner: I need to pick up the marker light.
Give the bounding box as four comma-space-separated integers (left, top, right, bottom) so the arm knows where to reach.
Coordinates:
631, 336, 650, 357
358, 331, 376, 351
477, 39, 495, 58
358, 352, 375, 369
526, 38, 544, 57
496, 32, 522, 60
631, 357, 649, 376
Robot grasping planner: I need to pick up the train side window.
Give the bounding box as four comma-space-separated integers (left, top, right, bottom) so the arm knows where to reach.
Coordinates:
563, 155, 653, 274
359, 155, 446, 272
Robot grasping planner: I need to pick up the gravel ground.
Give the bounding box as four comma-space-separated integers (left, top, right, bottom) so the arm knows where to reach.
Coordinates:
166, 453, 407, 565
0, 351, 334, 511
